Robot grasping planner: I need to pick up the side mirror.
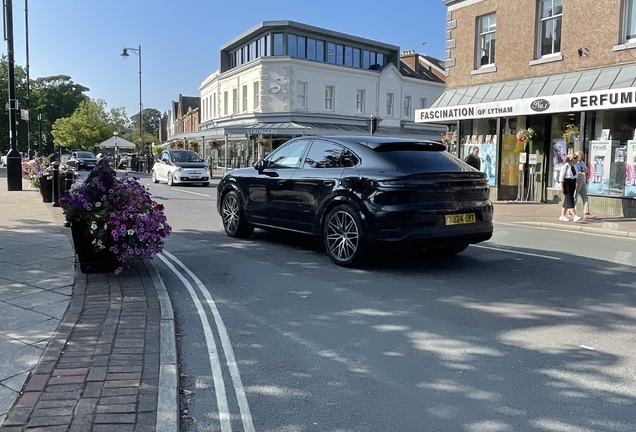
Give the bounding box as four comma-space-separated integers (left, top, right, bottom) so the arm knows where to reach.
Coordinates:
254, 160, 268, 172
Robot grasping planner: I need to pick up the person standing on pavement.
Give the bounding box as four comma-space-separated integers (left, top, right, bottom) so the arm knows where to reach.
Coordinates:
574, 150, 595, 218
464, 147, 481, 170
559, 153, 582, 222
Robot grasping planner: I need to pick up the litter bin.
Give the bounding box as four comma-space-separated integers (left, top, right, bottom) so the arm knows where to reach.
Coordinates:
131, 154, 139, 171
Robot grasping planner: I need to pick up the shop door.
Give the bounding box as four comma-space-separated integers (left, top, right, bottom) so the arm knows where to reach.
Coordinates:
526, 115, 550, 202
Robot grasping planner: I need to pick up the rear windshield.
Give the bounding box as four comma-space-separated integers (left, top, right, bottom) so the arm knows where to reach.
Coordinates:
375, 149, 463, 173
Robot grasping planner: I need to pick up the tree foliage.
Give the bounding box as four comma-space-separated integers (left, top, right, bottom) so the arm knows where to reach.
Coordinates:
130, 108, 162, 139
51, 99, 128, 152
0, 54, 92, 155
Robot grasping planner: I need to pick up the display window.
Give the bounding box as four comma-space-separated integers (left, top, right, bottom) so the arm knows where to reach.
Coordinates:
584, 109, 636, 198
459, 119, 497, 186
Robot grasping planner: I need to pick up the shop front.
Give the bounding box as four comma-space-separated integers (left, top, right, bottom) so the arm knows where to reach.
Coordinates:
415, 65, 636, 217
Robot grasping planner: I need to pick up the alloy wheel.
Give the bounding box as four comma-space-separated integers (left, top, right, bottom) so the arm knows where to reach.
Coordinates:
222, 194, 240, 235
326, 210, 359, 263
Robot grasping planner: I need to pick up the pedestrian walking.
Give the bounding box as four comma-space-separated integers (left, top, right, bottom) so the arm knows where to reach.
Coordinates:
464, 147, 481, 170
559, 153, 582, 222
574, 150, 595, 218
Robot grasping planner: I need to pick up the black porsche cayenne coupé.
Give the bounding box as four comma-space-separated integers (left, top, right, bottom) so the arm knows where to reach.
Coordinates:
217, 135, 493, 266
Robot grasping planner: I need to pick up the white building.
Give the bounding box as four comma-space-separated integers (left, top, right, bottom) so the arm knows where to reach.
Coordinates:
172, 20, 446, 167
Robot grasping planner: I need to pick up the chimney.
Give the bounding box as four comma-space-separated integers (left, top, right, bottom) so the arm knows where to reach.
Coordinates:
400, 50, 418, 72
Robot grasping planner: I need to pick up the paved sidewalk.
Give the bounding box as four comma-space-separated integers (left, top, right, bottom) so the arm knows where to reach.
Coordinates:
0, 176, 178, 432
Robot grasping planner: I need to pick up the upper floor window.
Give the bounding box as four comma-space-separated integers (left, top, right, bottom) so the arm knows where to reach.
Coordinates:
327, 43, 337, 64
232, 88, 238, 114
253, 82, 260, 109
403, 96, 412, 118
288, 34, 298, 57
223, 91, 228, 115
325, 85, 335, 111
623, 0, 636, 42
537, 0, 562, 57
356, 89, 365, 113
297, 82, 308, 109
242, 85, 248, 112
273, 33, 284, 56
386, 92, 394, 116
419, 98, 427, 109
477, 13, 496, 67
213, 93, 217, 117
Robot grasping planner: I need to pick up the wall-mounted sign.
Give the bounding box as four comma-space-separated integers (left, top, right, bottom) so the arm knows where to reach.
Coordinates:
415, 86, 636, 123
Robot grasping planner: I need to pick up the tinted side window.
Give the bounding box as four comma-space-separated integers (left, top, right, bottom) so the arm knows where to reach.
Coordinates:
267, 139, 310, 168
304, 141, 347, 168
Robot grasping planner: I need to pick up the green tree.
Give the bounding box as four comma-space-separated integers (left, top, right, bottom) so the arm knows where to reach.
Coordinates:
130, 108, 161, 139
51, 99, 127, 152
30, 75, 91, 154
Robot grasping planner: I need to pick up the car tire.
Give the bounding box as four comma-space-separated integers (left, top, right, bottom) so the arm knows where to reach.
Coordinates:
221, 191, 253, 238
151, 170, 159, 184
167, 173, 174, 186
323, 204, 366, 267
426, 243, 469, 256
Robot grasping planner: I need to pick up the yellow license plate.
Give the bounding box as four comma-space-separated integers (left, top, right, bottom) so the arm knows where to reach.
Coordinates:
445, 213, 476, 225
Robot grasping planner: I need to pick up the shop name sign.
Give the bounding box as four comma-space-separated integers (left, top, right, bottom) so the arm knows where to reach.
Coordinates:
415, 86, 636, 123
246, 128, 279, 134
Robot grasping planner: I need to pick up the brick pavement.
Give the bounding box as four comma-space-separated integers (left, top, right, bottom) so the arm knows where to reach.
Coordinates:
1, 258, 177, 432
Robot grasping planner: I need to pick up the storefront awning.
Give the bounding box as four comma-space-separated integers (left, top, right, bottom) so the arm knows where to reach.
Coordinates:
416, 63, 636, 123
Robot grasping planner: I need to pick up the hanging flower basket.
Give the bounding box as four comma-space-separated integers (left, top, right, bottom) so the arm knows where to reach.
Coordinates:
516, 128, 536, 145
563, 124, 580, 143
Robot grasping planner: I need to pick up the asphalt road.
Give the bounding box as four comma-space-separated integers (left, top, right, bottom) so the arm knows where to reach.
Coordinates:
145, 179, 636, 432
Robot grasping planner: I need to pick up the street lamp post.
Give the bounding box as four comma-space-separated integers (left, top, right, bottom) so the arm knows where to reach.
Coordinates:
120, 45, 143, 157
37, 111, 42, 154
113, 131, 119, 168
4, 0, 22, 191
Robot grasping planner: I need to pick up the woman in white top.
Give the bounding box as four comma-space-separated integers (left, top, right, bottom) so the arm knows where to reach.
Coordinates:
559, 153, 582, 222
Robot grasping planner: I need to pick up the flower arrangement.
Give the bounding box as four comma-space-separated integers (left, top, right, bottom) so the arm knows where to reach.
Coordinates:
21, 155, 55, 188
516, 128, 536, 145
209, 139, 221, 149
60, 159, 171, 274
563, 124, 580, 143
441, 130, 457, 147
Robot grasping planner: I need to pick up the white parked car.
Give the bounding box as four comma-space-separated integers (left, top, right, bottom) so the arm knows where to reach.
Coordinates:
151, 149, 210, 186
0, 153, 7, 167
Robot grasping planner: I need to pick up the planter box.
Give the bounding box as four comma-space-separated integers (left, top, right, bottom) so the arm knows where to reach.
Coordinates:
70, 221, 119, 273
39, 178, 53, 203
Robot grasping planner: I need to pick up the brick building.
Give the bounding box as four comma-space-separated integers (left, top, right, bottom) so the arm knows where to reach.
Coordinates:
416, 0, 636, 216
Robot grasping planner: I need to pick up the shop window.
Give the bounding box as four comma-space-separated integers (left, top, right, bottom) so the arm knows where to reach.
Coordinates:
460, 119, 497, 187
623, 0, 636, 42
585, 109, 636, 197
537, 0, 562, 58
477, 13, 496, 68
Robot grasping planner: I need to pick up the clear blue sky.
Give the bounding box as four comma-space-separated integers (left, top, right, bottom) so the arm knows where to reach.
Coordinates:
4, 0, 447, 119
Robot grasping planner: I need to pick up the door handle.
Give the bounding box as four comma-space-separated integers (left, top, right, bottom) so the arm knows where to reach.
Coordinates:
323, 180, 335, 187
277, 179, 289, 185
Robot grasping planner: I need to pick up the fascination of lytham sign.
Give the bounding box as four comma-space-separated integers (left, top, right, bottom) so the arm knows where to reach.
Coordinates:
416, 87, 636, 123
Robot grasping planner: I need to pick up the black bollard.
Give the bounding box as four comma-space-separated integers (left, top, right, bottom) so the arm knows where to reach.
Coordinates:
51, 161, 61, 207
64, 169, 75, 192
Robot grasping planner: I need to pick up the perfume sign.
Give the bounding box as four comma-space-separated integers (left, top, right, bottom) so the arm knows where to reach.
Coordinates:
416, 86, 636, 123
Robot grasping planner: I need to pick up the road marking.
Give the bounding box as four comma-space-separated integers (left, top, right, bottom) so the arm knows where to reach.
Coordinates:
162, 251, 256, 432
156, 254, 232, 432
173, 189, 212, 197
472, 244, 562, 260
